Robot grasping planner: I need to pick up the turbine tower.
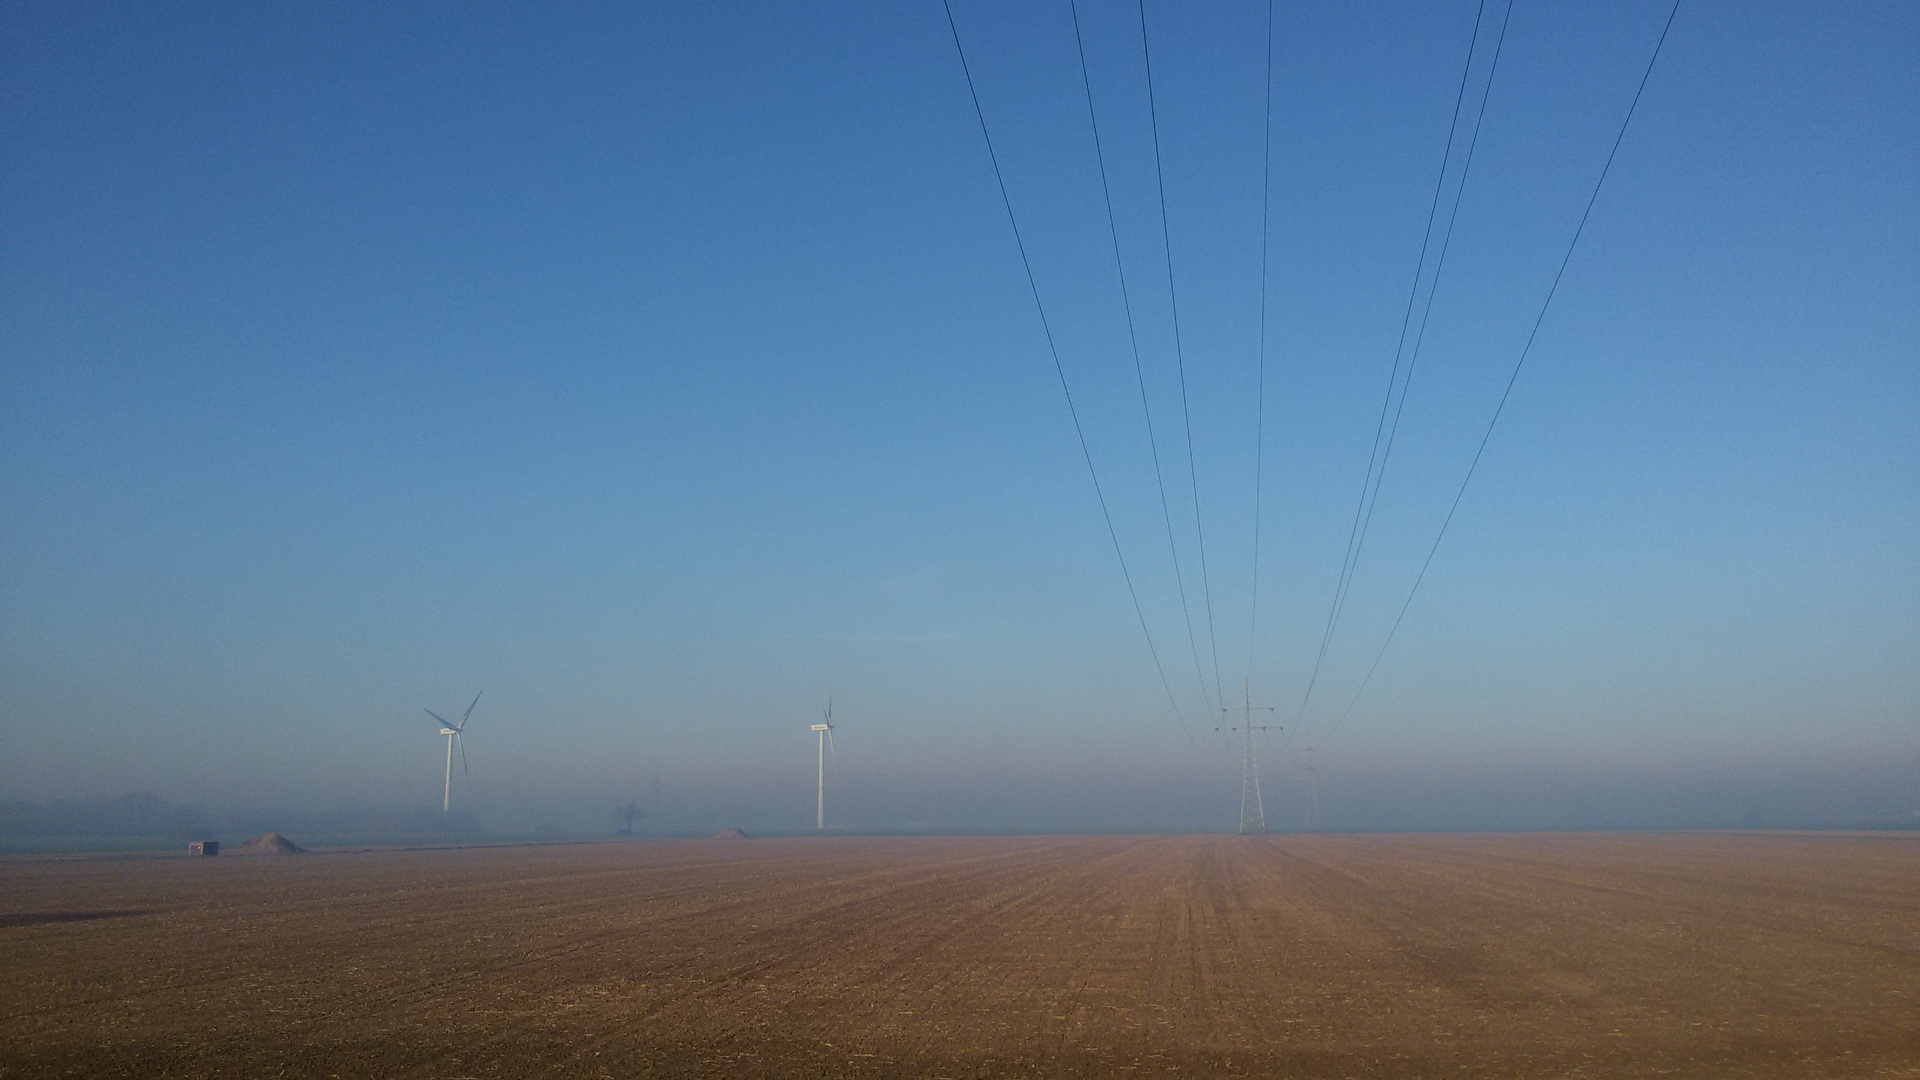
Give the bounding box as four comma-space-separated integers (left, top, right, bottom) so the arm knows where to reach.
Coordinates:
424, 691, 481, 813
810, 698, 836, 830
1217, 680, 1279, 834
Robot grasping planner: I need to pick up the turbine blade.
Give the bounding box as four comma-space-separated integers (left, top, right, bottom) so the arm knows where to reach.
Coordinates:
827, 728, 836, 760
425, 709, 452, 728
458, 732, 470, 781
461, 690, 483, 728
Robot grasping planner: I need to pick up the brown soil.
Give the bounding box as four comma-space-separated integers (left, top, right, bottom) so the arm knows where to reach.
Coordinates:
1, 833, 1916, 1078
231, 832, 304, 855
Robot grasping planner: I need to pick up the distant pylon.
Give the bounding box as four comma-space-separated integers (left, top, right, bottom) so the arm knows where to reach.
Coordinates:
1217, 680, 1279, 833
1303, 746, 1322, 832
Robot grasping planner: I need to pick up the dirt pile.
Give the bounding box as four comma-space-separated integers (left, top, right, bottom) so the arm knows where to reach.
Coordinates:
233, 832, 305, 855
710, 827, 752, 840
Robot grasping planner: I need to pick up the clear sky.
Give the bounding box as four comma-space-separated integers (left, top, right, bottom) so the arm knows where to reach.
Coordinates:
3, 1, 1915, 834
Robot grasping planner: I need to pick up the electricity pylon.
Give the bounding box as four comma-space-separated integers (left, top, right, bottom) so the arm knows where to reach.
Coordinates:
1217, 680, 1279, 833
1302, 745, 1323, 832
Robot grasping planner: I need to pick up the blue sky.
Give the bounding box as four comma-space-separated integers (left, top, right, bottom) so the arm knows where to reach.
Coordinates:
2, 1, 1914, 833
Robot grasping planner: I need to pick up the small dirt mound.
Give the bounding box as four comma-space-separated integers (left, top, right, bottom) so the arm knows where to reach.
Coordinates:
711, 827, 753, 840
234, 832, 305, 855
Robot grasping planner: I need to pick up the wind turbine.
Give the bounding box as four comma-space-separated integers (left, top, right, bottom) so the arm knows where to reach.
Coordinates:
424, 691, 480, 813
810, 697, 836, 830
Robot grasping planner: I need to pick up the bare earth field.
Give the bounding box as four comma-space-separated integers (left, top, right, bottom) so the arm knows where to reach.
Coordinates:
2, 833, 1916, 1078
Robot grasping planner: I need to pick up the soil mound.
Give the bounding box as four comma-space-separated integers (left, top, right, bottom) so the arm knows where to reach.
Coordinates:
711, 827, 753, 840
234, 832, 305, 855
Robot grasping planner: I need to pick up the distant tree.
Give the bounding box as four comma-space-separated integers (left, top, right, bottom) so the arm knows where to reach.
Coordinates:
615, 800, 646, 835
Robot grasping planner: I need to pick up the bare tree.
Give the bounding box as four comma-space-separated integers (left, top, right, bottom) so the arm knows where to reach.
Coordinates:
614, 800, 646, 835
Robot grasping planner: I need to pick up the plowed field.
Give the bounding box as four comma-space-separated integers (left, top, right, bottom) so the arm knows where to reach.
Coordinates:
3, 833, 1917, 1077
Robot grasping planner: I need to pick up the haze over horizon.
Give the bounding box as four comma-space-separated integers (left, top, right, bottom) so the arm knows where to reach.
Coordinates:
3, 1, 1915, 836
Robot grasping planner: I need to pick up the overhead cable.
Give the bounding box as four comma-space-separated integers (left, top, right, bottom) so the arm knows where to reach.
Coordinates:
1247, 0, 1277, 687
1138, 0, 1226, 713
1068, 0, 1213, 724
942, 0, 1194, 743
1292, 0, 1493, 725
1305, 0, 1515, 725
1317, 0, 1684, 745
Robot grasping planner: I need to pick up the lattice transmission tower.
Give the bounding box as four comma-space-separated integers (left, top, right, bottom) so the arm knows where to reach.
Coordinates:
1217, 680, 1279, 833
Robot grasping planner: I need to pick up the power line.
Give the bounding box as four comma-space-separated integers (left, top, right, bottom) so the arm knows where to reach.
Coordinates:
1067, 0, 1212, 725
1247, 0, 1276, 686
941, 0, 1193, 743
1138, 0, 1226, 713
1318, 0, 1683, 745
1308, 0, 1514, 722
1292, 0, 1492, 726
1356, 0, 1513, 590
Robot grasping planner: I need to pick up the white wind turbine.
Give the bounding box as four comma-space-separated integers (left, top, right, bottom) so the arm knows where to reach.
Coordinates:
424, 691, 481, 813
810, 697, 837, 831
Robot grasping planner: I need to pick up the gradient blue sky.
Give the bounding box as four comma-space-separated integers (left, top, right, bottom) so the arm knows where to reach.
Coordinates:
3, 1, 1915, 832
